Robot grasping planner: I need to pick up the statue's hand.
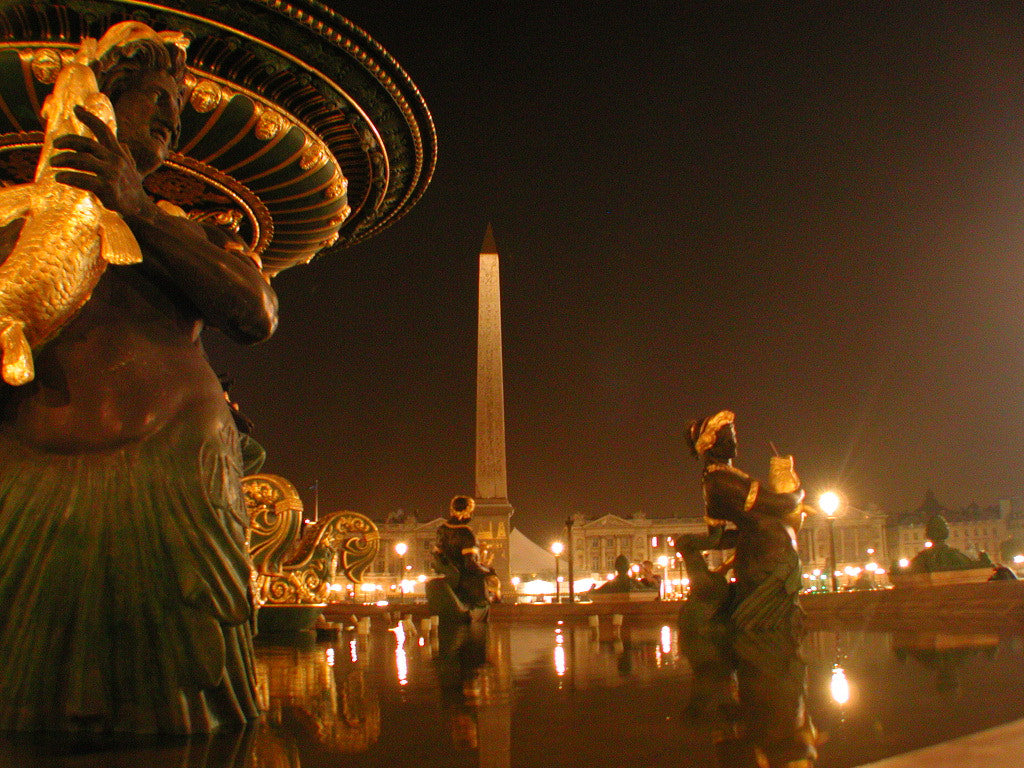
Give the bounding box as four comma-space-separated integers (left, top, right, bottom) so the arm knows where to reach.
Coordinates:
50, 106, 159, 222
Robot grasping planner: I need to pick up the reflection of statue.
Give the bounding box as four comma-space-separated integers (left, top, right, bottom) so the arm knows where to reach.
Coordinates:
682, 612, 818, 766
728, 630, 817, 768
434, 621, 490, 749
892, 631, 999, 694
426, 496, 499, 622
256, 643, 381, 758
589, 554, 659, 597
0, 723, 271, 767
682, 411, 806, 632
0, 23, 279, 733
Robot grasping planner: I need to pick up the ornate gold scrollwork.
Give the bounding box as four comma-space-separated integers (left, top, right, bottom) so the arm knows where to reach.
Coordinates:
242, 473, 380, 607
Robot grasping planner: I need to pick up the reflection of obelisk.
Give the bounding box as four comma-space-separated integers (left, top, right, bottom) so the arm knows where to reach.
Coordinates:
474, 224, 513, 593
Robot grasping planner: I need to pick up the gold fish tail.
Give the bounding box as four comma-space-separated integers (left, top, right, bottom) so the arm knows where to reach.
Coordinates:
0, 318, 32, 386
99, 209, 143, 265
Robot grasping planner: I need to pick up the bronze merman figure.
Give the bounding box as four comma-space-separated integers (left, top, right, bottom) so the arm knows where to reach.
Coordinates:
0, 24, 277, 734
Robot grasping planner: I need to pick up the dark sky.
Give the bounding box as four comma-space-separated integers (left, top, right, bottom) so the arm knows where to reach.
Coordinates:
206, 2, 1024, 544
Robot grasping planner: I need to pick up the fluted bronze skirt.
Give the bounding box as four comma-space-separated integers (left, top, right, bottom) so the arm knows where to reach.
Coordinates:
0, 413, 260, 734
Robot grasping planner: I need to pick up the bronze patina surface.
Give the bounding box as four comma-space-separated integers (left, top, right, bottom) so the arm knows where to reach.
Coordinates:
0, 2, 431, 736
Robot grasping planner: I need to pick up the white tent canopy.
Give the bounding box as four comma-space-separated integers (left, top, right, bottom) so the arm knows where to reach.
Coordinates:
509, 528, 556, 575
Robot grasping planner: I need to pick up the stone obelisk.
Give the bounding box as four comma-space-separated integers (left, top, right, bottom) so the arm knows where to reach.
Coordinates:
474, 224, 513, 593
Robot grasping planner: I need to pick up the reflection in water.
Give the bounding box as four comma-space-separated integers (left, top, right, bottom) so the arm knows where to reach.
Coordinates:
392, 622, 410, 685
684, 627, 817, 768
892, 631, 1000, 694
554, 629, 567, 679
432, 620, 512, 767
678, 584, 818, 768
830, 664, 850, 705
2, 619, 1024, 767
255, 639, 381, 759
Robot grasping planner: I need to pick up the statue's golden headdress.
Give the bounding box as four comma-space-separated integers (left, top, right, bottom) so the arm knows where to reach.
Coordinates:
690, 410, 735, 457
449, 495, 475, 521
92, 21, 189, 61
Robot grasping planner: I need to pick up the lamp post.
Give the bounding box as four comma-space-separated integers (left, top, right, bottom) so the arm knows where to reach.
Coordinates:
657, 555, 670, 600
394, 541, 408, 603
667, 536, 677, 599
565, 516, 575, 604
819, 492, 840, 592
551, 541, 564, 603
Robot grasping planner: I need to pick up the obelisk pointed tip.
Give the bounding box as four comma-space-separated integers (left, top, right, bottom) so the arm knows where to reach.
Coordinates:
481, 223, 497, 254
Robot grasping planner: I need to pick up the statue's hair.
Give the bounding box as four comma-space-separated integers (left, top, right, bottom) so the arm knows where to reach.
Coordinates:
449, 495, 475, 521
687, 410, 734, 458
94, 38, 187, 147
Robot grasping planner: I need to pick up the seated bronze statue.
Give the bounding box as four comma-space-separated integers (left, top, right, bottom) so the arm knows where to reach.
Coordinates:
426, 496, 499, 622
589, 554, 659, 596
907, 514, 992, 574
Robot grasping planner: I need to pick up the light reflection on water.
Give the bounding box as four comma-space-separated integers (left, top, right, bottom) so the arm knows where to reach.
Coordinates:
0, 619, 1023, 767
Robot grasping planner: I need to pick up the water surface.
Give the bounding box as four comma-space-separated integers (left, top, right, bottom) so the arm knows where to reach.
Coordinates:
1, 617, 1022, 767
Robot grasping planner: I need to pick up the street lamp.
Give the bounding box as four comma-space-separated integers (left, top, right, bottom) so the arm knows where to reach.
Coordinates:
551, 541, 564, 603
657, 555, 670, 599
394, 541, 408, 603
819, 492, 840, 592
565, 515, 576, 604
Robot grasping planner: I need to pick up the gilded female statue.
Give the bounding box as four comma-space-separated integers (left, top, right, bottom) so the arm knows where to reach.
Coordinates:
682, 411, 806, 631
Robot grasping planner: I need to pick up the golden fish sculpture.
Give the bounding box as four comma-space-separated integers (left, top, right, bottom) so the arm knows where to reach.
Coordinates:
0, 22, 185, 386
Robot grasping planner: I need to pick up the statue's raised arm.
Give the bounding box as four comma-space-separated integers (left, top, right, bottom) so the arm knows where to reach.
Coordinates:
50, 27, 277, 345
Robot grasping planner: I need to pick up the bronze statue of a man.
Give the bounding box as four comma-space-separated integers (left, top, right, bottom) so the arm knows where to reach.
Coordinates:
0, 26, 277, 734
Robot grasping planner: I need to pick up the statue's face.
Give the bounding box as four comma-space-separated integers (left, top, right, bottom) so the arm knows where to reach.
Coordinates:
709, 423, 737, 460
112, 68, 182, 177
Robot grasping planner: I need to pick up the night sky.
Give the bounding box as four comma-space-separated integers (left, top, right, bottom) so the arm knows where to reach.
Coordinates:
205, 3, 1024, 544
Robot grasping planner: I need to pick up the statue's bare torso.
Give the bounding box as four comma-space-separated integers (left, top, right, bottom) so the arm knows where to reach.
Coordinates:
3, 263, 223, 451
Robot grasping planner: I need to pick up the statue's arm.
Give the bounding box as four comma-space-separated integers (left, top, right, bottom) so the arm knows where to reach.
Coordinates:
703, 468, 751, 521
50, 107, 278, 344
751, 486, 805, 517
705, 467, 803, 520
123, 208, 278, 344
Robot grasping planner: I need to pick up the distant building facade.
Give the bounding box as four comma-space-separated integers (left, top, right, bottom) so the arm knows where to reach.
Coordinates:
798, 504, 890, 578
887, 490, 1020, 566
361, 491, 1023, 597
566, 511, 707, 578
